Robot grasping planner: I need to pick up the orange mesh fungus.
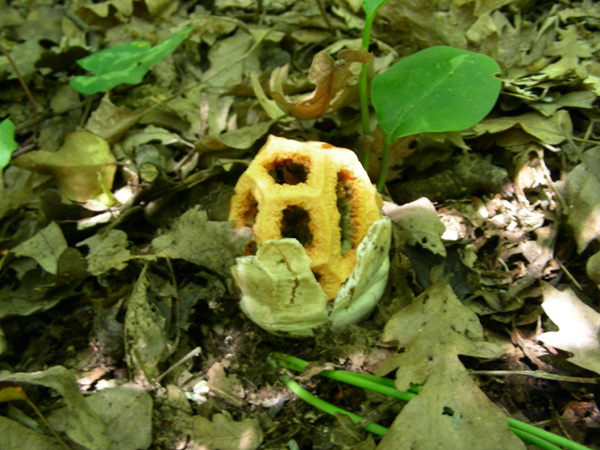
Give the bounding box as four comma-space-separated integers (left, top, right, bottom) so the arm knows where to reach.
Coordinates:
229, 135, 382, 299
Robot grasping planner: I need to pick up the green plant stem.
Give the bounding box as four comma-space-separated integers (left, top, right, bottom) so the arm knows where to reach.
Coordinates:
283, 377, 388, 436
272, 354, 594, 450
508, 418, 593, 450
376, 138, 390, 191
359, 12, 376, 171
509, 428, 562, 450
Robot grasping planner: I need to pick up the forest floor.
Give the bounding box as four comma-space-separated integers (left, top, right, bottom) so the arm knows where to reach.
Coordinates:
1, 1, 600, 449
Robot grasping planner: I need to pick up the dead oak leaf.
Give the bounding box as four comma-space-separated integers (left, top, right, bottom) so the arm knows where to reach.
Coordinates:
377, 353, 525, 450
380, 279, 503, 390
378, 280, 524, 450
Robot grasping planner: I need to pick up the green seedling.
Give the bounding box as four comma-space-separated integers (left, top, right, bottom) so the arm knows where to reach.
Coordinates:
271, 353, 592, 450
70, 25, 194, 95
357, 0, 502, 191
0, 118, 17, 171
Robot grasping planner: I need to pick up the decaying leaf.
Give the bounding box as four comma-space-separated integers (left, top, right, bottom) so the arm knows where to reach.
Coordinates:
124, 265, 170, 385
85, 93, 144, 145
383, 198, 447, 257
539, 281, 600, 375
11, 222, 67, 275
12, 130, 116, 202
270, 48, 371, 120
84, 384, 153, 450
380, 279, 503, 388
377, 352, 525, 450
0, 366, 111, 450
151, 206, 251, 278
378, 280, 523, 449
190, 413, 263, 450
565, 145, 600, 253
471, 111, 572, 146
0, 416, 65, 450
77, 229, 132, 276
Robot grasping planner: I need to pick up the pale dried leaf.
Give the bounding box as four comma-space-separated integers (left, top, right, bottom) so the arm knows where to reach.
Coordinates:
377, 353, 525, 450
190, 413, 263, 450
539, 281, 600, 375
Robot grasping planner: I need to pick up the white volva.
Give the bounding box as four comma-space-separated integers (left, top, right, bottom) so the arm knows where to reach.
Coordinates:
232, 216, 391, 336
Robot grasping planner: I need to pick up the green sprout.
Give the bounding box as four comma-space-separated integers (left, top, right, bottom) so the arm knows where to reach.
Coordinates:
271, 353, 593, 450
70, 25, 194, 95
357, 1, 502, 192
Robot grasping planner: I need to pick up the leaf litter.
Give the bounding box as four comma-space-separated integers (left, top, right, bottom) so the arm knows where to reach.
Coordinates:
1, 0, 600, 449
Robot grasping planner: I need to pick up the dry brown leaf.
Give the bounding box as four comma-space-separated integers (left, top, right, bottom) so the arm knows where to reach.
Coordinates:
270, 48, 371, 120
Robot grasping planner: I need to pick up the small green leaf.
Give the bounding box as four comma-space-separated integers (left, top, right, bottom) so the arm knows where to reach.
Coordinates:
362, 0, 389, 18
70, 26, 194, 95
0, 118, 17, 170
372, 46, 502, 145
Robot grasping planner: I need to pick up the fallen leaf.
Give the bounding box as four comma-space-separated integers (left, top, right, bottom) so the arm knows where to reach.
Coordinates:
12, 130, 116, 202
151, 206, 251, 277
77, 229, 132, 276
378, 280, 523, 449
565, 145, 600, 253
85, 93, 144, 145
270, 48, 370, 120
11, 222, 67, 274
85, 384, 153, 450
380, 279, 503, 389
472, 111, 572, 145
383, 198, 447, 257
190, 413, 263, 450
0, 416, 64, 450
124, 266, 170, 385
0, 366, 111, 450
377, 353, 524, 450
539, 281, 600, 375
530, 91, 596, 117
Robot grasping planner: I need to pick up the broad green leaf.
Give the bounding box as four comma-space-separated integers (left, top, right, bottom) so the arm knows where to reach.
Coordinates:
372, 46, 502, 145
362, 0, 389, 18
0, 118, 17, 170
70, 26, 193, 95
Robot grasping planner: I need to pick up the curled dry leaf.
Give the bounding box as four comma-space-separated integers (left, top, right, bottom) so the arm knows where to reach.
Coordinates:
270, 48, 371, 120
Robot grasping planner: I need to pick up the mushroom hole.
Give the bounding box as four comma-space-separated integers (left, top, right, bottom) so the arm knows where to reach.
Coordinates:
267, 158, 309, 185
336, 171, 355, 255
281, 205, 313, 247
242, 192, 258, 227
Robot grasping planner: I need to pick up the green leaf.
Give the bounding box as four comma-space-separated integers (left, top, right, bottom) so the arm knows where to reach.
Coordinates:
372, 46, 502, 144
362, 0, 389, 18
0, 119, 17, 170
70, 26, 194, 95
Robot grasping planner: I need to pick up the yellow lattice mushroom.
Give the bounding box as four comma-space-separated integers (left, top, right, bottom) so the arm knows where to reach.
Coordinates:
229, 135, 391, 336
